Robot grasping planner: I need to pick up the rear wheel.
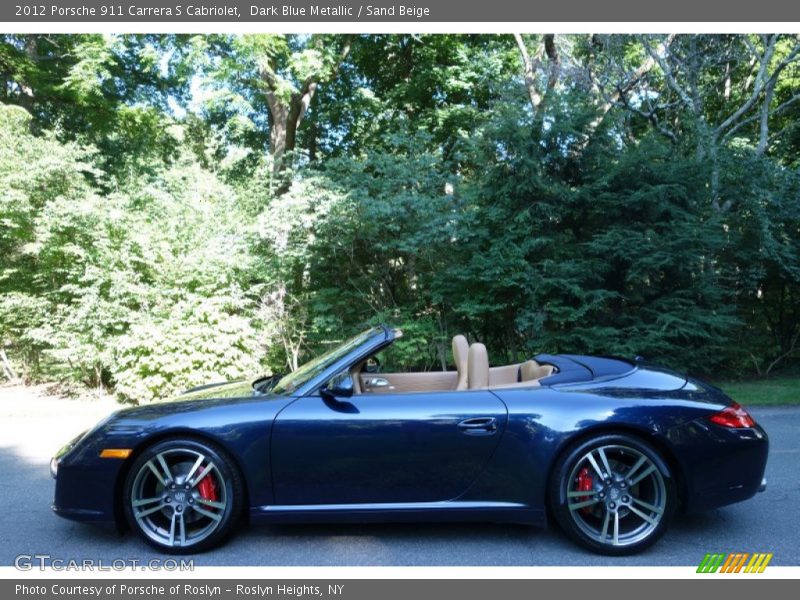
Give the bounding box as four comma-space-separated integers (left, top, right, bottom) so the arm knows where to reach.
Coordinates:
123, 438, 243, 554
549, 433, 676, 555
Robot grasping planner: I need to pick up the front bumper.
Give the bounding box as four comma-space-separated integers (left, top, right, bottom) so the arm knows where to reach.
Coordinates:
52, 504, 111, 522
51, 432, 127, 527
52, 459, 122, 526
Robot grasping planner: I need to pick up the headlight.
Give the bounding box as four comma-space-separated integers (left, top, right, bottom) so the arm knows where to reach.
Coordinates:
50, 430, 88, 479
49, 411, 119, 480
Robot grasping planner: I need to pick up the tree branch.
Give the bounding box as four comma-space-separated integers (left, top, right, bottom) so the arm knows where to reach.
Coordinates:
714, 35, 780, 139
585, 34, 675, 138
615, 84, 678, 143
641, 34, 696, 113
765, 330, 800, 376
293, 35, 353, 132
721, 89, 800, 144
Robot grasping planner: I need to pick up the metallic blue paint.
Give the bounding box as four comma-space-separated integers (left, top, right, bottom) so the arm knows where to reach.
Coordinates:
52, 328, 769, 537
271, 390, 507, 505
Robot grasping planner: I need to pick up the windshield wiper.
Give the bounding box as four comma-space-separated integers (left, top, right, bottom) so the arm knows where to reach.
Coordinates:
252, 374, 282, 394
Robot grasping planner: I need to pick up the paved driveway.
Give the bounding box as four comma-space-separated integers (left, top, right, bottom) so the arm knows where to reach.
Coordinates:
1, 384, 797, 566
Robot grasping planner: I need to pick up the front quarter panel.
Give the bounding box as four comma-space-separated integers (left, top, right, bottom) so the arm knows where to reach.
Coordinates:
53, 393, 294, 526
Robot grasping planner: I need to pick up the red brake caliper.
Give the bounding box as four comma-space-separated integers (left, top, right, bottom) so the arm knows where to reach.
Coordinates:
575, 467, 593, 515
197, 468, 218, 502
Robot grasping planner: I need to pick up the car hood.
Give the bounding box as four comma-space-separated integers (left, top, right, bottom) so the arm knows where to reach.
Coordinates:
109, 379, 290, 424
172, 379, 256, 402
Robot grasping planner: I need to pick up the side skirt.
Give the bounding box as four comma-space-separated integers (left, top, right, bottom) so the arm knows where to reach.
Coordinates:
249, 501, 545, 526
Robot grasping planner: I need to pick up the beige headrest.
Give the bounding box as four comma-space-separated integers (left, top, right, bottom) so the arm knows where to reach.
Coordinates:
468, 343, 490, 389
520, 360, 554, 381
452, 334, 469, 390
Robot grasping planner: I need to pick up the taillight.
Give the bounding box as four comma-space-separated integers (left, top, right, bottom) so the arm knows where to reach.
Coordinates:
708, 402, 756, 428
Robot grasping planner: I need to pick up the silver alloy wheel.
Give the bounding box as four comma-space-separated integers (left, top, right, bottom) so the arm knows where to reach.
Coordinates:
565, 444, 667, 547
130, 448, 228, 548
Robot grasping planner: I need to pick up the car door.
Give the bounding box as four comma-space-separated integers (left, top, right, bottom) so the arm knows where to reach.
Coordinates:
270, 389, 508, 505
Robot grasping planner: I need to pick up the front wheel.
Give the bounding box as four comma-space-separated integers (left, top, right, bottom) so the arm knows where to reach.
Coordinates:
123, 438, 243, 554
549, 433, 676, 555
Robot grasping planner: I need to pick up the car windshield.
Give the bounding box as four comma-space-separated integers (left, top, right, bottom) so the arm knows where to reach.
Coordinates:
266, 327, 384, 395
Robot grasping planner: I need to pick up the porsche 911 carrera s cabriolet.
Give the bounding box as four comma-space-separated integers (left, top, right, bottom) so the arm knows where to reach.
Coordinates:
51, 325, 768, 555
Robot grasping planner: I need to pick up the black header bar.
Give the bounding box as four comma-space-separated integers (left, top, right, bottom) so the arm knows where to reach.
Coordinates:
4, 0, 800, 23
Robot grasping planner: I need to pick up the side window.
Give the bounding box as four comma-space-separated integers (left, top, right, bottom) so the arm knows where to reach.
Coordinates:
367, 340, 443, 374
363, 347, 408, 374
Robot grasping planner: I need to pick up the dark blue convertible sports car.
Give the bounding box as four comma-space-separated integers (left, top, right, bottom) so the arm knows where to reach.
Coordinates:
51, 325, 768, 555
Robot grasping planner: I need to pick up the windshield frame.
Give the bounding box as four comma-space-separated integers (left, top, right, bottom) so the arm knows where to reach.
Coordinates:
260, 326, 394, 397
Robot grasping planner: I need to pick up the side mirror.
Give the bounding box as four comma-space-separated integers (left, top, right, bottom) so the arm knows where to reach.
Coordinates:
322, 370, 354, 399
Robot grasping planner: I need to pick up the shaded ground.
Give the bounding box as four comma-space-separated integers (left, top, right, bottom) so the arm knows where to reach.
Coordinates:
0, 383, 797, 566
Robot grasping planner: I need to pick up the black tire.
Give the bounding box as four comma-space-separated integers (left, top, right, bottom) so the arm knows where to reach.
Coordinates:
548, 433, 676, 555
123, 438, 244, 554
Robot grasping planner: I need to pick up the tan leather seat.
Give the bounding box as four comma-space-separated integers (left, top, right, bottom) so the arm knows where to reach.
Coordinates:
520, 359, 554, 381
468, 343, 490, 389
452, 335, 469, 390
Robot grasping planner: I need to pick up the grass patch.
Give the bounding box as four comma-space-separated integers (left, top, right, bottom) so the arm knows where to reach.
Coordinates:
717, 376, 800, 406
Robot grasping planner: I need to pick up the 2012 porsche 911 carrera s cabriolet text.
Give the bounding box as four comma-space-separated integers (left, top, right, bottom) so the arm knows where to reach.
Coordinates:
51, 325, 768, 555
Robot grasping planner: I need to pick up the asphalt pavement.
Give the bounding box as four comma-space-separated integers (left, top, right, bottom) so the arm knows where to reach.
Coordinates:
1, 384, 798, 566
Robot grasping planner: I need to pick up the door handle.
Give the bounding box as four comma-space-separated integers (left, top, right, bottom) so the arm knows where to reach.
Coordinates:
364, 377, 390, 388
458, 417, 498, 435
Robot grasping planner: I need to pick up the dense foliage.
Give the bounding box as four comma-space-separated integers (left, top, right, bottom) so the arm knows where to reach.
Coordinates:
1, 34, 799, 403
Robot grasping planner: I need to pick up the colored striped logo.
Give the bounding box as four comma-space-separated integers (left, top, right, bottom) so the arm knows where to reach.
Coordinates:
697, 552, 773, 573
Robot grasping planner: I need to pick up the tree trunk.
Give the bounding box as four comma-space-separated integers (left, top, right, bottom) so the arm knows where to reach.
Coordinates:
18, 35, 38, 130
513, 34, 558, 120
261, 37, 352, 197
0, 348, 17, 381
267, 100, 292, 194
513, 33, 544, 114
757, 76, 777, 155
